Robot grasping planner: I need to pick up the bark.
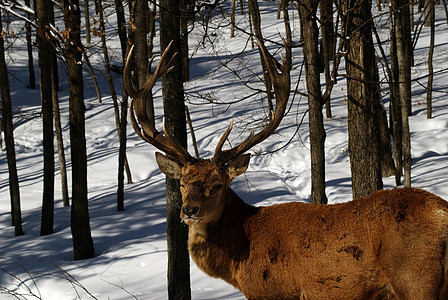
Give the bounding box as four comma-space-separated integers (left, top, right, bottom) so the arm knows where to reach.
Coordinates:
0, 9, 24, 236
36, 0, 55, 236
393, 0, 412, 186
97, 0, 132, 210
248, 0, 274, 115
426, 0, 434, 119
159, 0, 191, 295
25, 0, 35, 89
84, 0, 91, 44
343, 0, 383, 199
114, 0, 128, 60
298, 0, 327, 204
50, 2, 69, 207
319, 0, 335, 118
63, 0, 95, 261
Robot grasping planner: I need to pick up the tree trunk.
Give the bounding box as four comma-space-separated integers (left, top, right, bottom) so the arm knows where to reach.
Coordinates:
426, 0, 434, 119
97, 0, 132, 210
343, 0, 383, 199
389, 9, 403, 186
248, 0, 274, 115
159, 0, 191, 296
113, 0, 133, 207
393, 0, 412, 186
114, 0, 128, 60
63, 0, 95, 261
49, 2, 69, 207
180, 0, 192, 82
281, 0, 292, 45
25, 0, 35, 89
84, 0, 91, 44
0, 9, 24, 236
36, 0, 55, 236
319, 0, 335, 118
298, 0, 327, 204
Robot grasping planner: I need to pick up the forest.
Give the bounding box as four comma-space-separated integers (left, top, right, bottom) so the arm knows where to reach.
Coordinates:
1, 0, 448, 298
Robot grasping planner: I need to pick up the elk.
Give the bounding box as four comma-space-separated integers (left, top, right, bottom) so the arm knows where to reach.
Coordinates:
124, 41, 448, 299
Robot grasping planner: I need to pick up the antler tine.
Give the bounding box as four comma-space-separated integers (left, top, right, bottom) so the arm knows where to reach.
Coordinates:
212, 38, 292, 165
125, 41, 193, 165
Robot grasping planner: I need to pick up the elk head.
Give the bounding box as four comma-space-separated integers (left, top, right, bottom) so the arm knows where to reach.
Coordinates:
124, 39, 291, 230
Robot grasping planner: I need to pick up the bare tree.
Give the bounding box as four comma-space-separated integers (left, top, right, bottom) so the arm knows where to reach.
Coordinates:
36, 0, 55, 236
62, 0, 95, 261
25, 0, 35, 89
392, 0, 412, 187
0, 8, 24, 236
342, 0, 383, 198
319, 0, 335, 118
298, 0, 327, 204
159, 0, 191, 297
426, 0, 435, 119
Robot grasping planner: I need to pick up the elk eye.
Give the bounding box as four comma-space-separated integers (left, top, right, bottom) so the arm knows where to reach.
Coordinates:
210, 184, 223, 195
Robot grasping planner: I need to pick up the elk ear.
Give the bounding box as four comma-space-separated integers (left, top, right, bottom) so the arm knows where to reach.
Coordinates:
155, 152, 183, 179
227, 154, 250, 180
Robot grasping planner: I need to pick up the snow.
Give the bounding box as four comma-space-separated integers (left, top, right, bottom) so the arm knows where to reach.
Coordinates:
1, 2, 448, 299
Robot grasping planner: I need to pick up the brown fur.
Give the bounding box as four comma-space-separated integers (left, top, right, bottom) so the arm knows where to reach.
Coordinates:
156, 154, 448, 299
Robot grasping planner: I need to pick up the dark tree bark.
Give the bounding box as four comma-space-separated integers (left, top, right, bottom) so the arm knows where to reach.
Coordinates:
36, 0, 55, 236
114, 0, 128, 60
159, 0, 191, 296
0, 9, 24, 236
392, 0, 412, 186
248, 0, 274, 114
84, 0, 91, 44
49, 2, 69, 207
25, 0, 35, 89
343, 0, 383, 199
96, 0, 132, 211
389, 9, 403, 186
298, 0, 327, 204
319, 0, 335, 118
62, 0, 94, 261
426, 0, 434, 119
180, 0, 193, 81
112, 0, 133, 211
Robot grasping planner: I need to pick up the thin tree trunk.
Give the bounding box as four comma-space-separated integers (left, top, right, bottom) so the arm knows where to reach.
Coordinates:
180, 0, 192, 82
63, 0, 95, 261
281, 0, 292, 45
248, 0, 274, 115
393, 0, 412, 186
83, 51, 102, 103
231, 0, 236, 37
50, 2, 69, 207
319, 0, 335, 118
25, 0, 35, 89
114, 0, 128, 60
113, 0, 133, 192
52, 43, 70, 207
36, 0, 55, 236
298, 0, 327, 204
0, 9, 24, 236
389, 9, 403, 186
97, 0, 132, 211
426, 0, 435, 119
84, 0, 91, 44
159, 0, 191, 295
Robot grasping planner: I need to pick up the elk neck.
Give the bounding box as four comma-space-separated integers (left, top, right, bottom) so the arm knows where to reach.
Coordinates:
187, 187, 259, 286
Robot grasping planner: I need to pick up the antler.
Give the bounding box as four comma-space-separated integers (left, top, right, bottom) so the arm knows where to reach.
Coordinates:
125, 41, 193, 165
212, 38, 292, 165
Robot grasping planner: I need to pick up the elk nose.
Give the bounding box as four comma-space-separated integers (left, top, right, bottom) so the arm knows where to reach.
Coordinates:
183, 206, 199, 217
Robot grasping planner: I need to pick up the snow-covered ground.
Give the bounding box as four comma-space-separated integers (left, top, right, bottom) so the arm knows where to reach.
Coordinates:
1, 2, 448, 299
